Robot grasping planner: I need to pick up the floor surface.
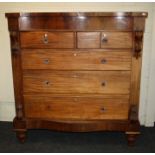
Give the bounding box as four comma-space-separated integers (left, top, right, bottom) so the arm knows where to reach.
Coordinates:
0, 121, 155, 152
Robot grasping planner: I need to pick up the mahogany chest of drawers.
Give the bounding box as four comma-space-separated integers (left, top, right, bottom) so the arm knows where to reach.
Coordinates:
6, 12, 147, 145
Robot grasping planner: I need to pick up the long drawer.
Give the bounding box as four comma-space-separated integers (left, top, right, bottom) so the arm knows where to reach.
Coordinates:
23, 71, 131, 94
24, 95, 129, 120
20, 32, 75, 48
22, 49, 131, 70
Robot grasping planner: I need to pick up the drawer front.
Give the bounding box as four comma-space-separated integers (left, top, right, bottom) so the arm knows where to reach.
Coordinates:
101, 32, 133, 48
23, 71, 131, 94
20, 32, 75, 48
24, 95, 129, 120
77, 32, 133, 49
19, 16, 133, 31
77, 32, 100, 48
22, 49, 131, 70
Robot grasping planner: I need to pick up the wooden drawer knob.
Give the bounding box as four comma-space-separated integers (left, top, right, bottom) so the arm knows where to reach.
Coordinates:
100, 107, 106, 112
46, 105, 52, 110
43, 80, 50, 85
101, 58, 107, 64
73, 53, 77, 56
73, 98, 78, 102
102, 34, 108, 43
72, 74, 79, 78
101, 81, 106, 87
43, 33, 48, 44
43, 59, 49, 64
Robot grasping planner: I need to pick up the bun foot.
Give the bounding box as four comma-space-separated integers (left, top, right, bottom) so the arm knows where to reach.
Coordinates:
126, 132, 140, 146
16, 131, 26, 143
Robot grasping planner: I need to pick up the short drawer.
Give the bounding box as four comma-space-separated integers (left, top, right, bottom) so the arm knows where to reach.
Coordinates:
77, 32, 133, 49
20, 32, 75, 48
77, 32, 100, 48
24, 95, 129, 120
101, 32, 133, 48
22, 49, 131, 70
23, 71, 131, 94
